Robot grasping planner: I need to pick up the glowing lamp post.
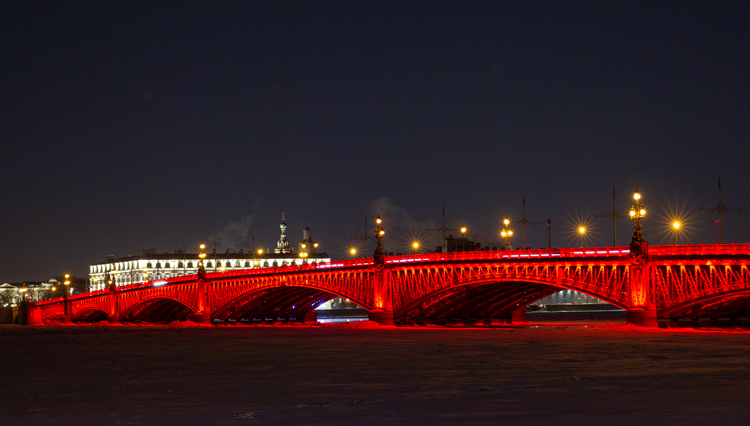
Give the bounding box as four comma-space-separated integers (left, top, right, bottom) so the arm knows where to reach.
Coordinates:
501, 217, 513, 250
198, 243, 207, 273
412, 241, 420, 254
460, 226, 467, 251
350, 248, 358, 258
374, 215, 385, 261
629, 189, 647, 244
672, 221, 681, 244
578, 226, 586, 246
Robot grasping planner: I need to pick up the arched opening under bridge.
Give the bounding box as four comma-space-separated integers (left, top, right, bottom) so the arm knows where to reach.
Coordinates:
72, 308, 109, 323
213, 285, 369, 324
394, 279, 627, 326
120, 297, 198, 323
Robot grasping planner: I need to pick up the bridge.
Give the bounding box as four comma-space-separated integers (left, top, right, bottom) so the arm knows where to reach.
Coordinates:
27, 243, 750, 327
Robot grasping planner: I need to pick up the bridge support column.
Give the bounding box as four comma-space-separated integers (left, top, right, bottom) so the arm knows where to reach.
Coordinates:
368, 310, 394, 326
192, 312, 212, 324
626, 309, 658, 327
25, 304, 44, 325
107, 314, 120, 324
303, 310, 318, 323
511, 307, 527, 323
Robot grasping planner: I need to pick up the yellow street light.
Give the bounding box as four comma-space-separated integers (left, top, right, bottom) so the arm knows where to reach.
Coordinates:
376, 216, 382, 225
673, 221, 682, 244
314, 243, 318, 248
301, 243, 306, 249
579, 227, 586, 234
257, 249, 263, 255
630, 188, 646, 244
501, 217, 513, 250
350, 248, 357, 256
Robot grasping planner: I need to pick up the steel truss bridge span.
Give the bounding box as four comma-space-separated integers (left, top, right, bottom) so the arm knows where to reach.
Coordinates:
28, 244, 750, 327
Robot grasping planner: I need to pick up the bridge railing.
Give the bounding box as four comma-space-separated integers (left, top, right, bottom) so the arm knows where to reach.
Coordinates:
649, 243, 750, 256
385, 247, 631, 264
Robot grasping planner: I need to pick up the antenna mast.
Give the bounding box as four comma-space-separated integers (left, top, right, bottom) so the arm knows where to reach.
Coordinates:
515, 196, 543, 249
700, 177, 743, 243
595, 187, 628, 246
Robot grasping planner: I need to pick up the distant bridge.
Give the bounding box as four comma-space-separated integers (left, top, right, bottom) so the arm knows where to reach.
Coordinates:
28, 244, 750, 327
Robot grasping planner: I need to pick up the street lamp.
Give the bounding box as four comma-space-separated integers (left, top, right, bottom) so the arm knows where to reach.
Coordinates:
501, 217, 513, 250
350, 247, 358, 258
254, 248, 264, 267
578, 226, 586, 246
64, 274, 70, 295
374, 215, 385, 261
460, 226, 467, 251
629, 188, 647, 244
672, 221, 681, 244
198, 243, 207, 273
411, 241, 420, 254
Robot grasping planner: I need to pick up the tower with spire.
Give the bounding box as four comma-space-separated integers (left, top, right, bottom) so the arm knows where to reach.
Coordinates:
275, 213, 294, 254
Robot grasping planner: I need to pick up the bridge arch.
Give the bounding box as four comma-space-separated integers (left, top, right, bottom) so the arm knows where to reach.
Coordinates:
212, 284, 370, 322
395, 277, 629, 320
119, 295, 199, 322
71, 307, 110, 323
659, 288, 750, 319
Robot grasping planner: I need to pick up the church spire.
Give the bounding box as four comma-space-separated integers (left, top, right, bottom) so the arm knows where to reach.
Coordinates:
275, 213, 293, 253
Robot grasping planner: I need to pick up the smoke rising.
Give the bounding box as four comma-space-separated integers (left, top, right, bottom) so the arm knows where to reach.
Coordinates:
208, 214, 257, 250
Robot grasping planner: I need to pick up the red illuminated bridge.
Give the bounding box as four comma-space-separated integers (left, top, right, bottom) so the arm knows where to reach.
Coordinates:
28, 243, 750, 327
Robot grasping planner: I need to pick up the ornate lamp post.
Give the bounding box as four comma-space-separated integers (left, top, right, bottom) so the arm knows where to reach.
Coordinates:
501, 217, 513, 250
626, 188, 656, 326
411, 241, 420, 254
198, 244, 207, 273
374, 215, 385, 261
629, 189, 647, 244
369, 214, 393, 324
578, 226, 586, 246
63, 274, 71, 321
672, 221, 681, 244
460, 227, 467, 251
255, 248, 264, 267
350, 248, 358, 258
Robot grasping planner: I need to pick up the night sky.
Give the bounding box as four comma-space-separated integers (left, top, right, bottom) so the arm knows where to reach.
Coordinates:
2, 1, 749, 282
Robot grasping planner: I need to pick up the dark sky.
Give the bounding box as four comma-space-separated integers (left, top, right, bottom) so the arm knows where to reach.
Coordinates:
2, 1, 749, 282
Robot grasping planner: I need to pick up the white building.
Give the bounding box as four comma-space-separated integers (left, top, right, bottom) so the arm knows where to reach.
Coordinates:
89, 217, 330, 291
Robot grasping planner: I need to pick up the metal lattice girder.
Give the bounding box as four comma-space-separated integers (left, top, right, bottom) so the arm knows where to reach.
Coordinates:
31, 244, 750, 324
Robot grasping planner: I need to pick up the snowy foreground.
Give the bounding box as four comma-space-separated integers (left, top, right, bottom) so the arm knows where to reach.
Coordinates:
2, 320, 750, 425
